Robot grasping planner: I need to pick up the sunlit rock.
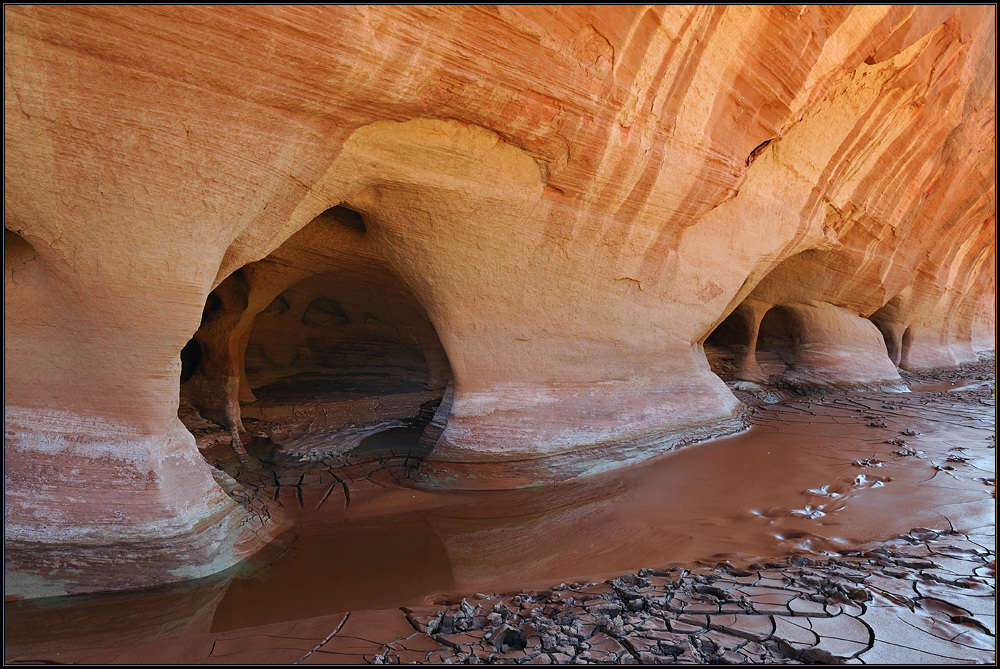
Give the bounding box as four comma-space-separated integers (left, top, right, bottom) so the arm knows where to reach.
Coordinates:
4, 5, 994, 597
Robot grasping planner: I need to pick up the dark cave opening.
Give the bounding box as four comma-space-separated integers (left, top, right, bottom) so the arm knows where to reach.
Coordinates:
177, 208, 452, 471
704, 308, 756, 381
900, 326, 914, 369
704, 304, 807, 385
754, 306, 803, 379
242, 270, 448, 412
179, 338, 202, 384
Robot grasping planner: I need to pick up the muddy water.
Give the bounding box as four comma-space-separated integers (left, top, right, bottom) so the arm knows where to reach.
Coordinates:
5, 388, 994, 657
908, 378, 992, 392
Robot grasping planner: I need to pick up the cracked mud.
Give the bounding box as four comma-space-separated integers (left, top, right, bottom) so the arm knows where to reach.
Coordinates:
383, 528, 994, 665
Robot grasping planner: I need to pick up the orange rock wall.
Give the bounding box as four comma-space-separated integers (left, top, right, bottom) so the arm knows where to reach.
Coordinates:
4, 6, 995, 596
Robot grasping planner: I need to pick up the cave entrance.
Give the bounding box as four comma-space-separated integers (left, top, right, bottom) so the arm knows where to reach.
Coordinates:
239, 268, 451, 464
177, 206, 452, 472
704, 307, 758, 381
754, 306, 802, 381
873, 322, 899, 365
870, 320, 914, 368
868, 312, 907, 368
703, 303, 805, 384
900, 326, 914, 369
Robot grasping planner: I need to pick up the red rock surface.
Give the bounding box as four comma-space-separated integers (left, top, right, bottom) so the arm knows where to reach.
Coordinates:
4, 6, 995, 597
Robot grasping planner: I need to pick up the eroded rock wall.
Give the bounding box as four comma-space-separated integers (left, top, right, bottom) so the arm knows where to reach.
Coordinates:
4, 5, 994, 596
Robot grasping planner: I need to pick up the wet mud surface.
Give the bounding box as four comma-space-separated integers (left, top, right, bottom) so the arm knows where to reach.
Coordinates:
6, 528, 993, 665
4, 355, 995, 664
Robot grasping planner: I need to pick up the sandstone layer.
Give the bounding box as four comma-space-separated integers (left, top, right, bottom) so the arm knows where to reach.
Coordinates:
4, 6, 995, 597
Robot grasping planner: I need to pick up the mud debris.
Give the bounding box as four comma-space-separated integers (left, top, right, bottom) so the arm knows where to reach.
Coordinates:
370, 530, 995, 665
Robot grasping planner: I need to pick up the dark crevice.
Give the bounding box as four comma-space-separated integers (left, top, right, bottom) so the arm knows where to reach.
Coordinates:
179, 338, 202, 384
201, 292, 222, 323
323, 205, 367, 234
746, 138, 774, 166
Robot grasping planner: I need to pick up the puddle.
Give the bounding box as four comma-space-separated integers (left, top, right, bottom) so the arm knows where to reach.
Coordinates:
4, 389, 994, 657
908, 378, 992, 392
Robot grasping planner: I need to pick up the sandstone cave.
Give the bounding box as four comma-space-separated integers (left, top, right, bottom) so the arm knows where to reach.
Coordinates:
701, 246, 927, 394
178, 206, 452, 469
4, 5, 995, 664
869, 298, 917, 369
706, 304, 805, 385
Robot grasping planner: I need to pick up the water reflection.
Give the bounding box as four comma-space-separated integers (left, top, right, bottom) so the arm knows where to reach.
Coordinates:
4, 569, 234, 656
211, 513, 454, 632
5, 391, 993, 658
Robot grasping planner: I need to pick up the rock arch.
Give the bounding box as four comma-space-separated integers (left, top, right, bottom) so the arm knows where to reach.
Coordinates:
900, 326, 915, 370
178, 202, 454, 468
703, 299, 769, 383
754, 305, 804, 380
869, 319, 906, 367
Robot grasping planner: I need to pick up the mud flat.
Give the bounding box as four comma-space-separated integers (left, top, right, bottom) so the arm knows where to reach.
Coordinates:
4, 355, 994, 664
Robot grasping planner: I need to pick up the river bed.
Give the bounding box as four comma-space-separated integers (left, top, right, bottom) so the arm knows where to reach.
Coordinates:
4, 363, 995, 662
